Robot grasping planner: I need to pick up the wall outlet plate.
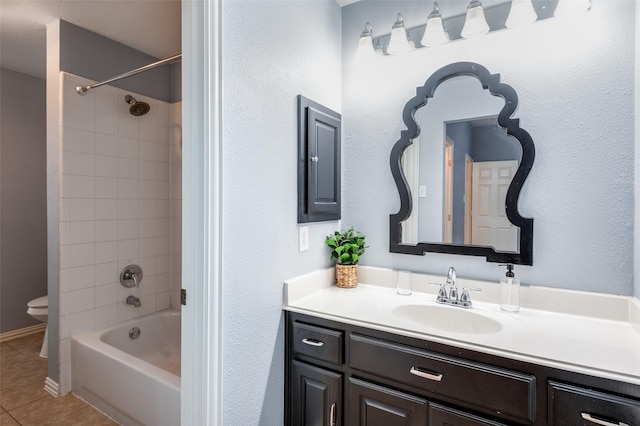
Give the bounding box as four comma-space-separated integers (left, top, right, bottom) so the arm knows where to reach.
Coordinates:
299, 226, 309, 252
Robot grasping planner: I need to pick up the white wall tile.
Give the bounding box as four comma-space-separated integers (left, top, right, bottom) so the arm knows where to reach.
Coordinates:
138, 256, 157, 277
157, 163, 170, 182
138, 141, 157, 161
96, 199, 117, 220
138, 199, 157, 219
158, 291, 172, 311
157, 144, 170, 163
95, 155, 118, 177
138, 238, 157, 258
118, 138, 139, 160
138, 218, 157, 238
60, 221, 95, 245
95, 133, 118, 157
60, 243, 95, 268
138, 295, 157, 316
95, 220, 117, 242
95, 283, 117, 308
62, 175, 95, 199
118, 158, 138, 179
156, 255, 170, 274
138, 276, 157, 297
138, 180, 157, 199
139, 122, 158, 142
96, 112, 118, 136
64, 78, 95, 110
62, 127, 95, 154
117, 301, 138, 323
60, 265, 95, 292
118, 239, 138, 260
95, 177, 118, 199
118, 199, 138, 219
156, 273, 170, 292
156, 102, 171, 126
118, 178, 138, 199
63, 105, 95, 132
62, 287, 94, 315
95, 86, 119, 114
156, 218, 170, 237
68, 309, 95, 335
138, 160, 156, 180
118, 117, 139, 139
68, 199, 95, 221
118, 219, 138, 240
95, 241, 117, 264
94, 304, 117, 329
95, 262, 117, 286
62, 152, 95, 176
156, 200, 170, 218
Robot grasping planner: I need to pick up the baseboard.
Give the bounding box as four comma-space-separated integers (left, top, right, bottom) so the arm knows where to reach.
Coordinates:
44, 376, 61, 397
0, 323, 46, 343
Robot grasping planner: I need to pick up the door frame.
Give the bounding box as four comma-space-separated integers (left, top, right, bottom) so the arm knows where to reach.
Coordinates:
182, 1, 223, 424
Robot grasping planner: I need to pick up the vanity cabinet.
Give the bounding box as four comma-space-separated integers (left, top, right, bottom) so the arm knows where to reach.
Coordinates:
285, 311, 640, 426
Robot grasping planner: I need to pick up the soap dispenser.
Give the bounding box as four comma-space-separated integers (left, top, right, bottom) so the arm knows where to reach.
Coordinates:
500, 264, 519, 312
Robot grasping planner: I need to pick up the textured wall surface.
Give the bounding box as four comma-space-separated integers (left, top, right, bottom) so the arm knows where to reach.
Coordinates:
0, 69, 48, 333
221, 1, 342, 423
342, 0, 635, 295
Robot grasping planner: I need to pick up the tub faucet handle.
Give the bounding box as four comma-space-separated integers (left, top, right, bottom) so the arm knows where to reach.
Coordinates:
120, 265, 143, 288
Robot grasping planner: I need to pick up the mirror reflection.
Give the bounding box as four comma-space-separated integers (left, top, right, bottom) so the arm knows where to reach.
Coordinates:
401, 76, 521, 251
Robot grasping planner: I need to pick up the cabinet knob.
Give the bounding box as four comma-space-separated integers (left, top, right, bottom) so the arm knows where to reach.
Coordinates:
310, 156, 319, 162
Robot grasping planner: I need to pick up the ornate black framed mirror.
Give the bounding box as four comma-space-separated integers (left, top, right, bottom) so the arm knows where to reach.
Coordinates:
389, 62, 534, 265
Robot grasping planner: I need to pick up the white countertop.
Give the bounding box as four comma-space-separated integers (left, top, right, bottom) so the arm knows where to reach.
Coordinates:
284, 266, 640, 386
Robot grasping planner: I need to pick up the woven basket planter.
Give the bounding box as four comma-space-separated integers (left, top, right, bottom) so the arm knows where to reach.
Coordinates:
335, 264, 358, 288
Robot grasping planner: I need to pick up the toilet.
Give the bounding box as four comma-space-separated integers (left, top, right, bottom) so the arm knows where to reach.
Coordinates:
26, 295, 48, 358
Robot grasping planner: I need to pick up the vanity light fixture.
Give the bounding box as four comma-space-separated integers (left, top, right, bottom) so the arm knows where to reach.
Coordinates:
505, 0, 538, 29
355, 22, 376, 63
554, 0, 591, 18
421, 2, 450, 47
387, 13, 413, 55
461, 0, 490, 39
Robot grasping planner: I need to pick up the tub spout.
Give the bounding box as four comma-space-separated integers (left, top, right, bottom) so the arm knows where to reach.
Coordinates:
126, 295, 141, 308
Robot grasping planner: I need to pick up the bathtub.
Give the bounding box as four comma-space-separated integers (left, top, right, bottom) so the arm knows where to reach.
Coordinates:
71, 310, 180, 426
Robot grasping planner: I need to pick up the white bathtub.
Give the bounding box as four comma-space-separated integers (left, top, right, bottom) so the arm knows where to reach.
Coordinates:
71, 310, 181, 426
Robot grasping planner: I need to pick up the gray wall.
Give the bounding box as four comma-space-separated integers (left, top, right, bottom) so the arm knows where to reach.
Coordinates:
221, 1, 342, 423
59, 20, 180, 102
1, 68, 48, 332
342, 0, 635, 295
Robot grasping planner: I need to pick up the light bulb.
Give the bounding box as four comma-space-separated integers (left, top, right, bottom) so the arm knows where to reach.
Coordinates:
387, 13, 412, 55
505, 0, 538, 29
421, 3, 450, 47
355, 22, 376, 63
461, 0, 490, 39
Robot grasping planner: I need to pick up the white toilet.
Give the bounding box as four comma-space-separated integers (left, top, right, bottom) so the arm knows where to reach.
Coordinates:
27, 295, 48, 358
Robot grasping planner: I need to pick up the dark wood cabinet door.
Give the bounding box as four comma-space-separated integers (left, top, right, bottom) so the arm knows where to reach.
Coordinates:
291, 360, 342, 426
348, 378, 427, 426
429, 403, 507, 426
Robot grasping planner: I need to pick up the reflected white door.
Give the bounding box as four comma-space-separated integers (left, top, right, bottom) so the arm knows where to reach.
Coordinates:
471, 161, 518, 251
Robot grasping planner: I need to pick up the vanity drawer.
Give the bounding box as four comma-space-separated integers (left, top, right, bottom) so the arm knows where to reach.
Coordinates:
350, 334, 536, 423
292, 321, 344, 365
548, 381, 640, 426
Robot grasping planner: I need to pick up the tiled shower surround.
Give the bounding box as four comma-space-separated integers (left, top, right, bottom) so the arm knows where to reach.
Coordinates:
57, 73, 181, 392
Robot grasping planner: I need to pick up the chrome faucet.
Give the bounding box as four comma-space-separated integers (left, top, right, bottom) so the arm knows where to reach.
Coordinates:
126, 295, 141, 308
430, 267, 481, 309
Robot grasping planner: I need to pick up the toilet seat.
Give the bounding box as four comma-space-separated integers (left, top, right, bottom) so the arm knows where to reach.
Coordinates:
27, 295, 48, 308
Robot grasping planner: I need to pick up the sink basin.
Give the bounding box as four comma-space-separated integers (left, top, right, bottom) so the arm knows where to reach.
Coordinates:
391, 303, 503, 335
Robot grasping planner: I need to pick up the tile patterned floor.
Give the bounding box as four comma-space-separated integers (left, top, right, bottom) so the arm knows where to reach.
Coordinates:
0, 332, 116, 425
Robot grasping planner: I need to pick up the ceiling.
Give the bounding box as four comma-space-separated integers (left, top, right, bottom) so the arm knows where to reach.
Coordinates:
0, 0, 181, 79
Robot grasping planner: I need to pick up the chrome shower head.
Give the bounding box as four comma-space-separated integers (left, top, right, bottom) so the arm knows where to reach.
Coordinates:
125, 95, 150, 117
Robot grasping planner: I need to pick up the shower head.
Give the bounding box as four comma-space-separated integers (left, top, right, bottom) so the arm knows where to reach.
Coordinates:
125, 95, 150, 117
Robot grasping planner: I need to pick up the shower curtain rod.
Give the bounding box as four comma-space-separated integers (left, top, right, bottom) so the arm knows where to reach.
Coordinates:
75, 53, 182, 95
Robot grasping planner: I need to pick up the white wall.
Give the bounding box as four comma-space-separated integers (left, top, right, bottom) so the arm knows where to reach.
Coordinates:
342, 0, 635, 295
221, 0, 341, 423
56, 72, 178, 393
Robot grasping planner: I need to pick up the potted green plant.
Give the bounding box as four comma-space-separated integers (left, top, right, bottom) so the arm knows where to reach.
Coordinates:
325, 227, 367, 288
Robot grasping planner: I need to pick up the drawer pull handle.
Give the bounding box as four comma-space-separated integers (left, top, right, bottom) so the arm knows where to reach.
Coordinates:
330, 402, 336, 426
409, 366, 443, 382
302, 338, 324, 347
581, 413, 629, 426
